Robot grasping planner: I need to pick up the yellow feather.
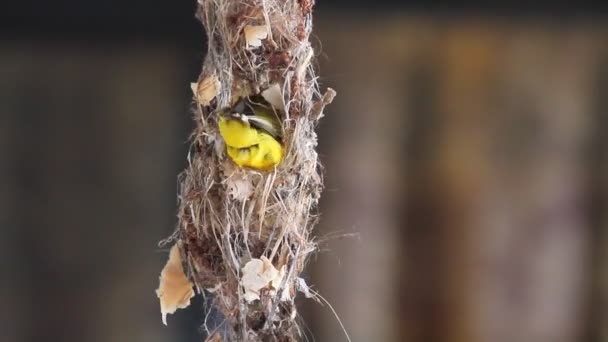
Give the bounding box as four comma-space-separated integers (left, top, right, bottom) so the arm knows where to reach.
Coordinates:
218, 117, 260, 148
219, 117, 283, 170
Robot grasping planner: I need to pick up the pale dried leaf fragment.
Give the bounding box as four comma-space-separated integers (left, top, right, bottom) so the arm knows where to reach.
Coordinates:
226, 172, 254, 201
244, 25, 268, 48
311, 87, 337, 120
156, 244, 195, 325
191, 74, 221, 106
261, 83, 286, 112
241, 256, 285, 302
295, 277, 314, 299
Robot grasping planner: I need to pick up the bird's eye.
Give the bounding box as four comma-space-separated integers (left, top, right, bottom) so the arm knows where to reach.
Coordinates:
233, 99, 246, 114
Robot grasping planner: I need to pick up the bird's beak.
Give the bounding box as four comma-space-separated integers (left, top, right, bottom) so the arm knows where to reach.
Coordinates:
232, 113, 249, 123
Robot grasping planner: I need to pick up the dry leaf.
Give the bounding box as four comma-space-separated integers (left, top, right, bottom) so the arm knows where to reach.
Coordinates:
156, 244, 195, 325
295, 277, 313, 298
191, 75, 221, 106
244, 25, 268, 48
241, 256, 285, 302
226, 173, 253, 201
311, 87, 337, 120
261, 84, 286, 112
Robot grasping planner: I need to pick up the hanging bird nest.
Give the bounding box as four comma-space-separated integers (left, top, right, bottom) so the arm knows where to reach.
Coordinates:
157, 0, 335, 340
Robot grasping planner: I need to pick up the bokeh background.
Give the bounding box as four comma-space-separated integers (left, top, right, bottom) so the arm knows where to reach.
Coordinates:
2, 1, 608, 342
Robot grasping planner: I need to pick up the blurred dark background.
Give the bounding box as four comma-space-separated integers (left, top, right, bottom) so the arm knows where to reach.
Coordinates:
2, 1, 608, 342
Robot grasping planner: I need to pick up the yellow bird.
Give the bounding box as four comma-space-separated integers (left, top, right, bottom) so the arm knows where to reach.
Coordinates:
218, 96, 283, 170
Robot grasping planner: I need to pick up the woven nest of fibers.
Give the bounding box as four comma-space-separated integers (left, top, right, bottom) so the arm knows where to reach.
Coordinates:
164, 0, 335, 341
